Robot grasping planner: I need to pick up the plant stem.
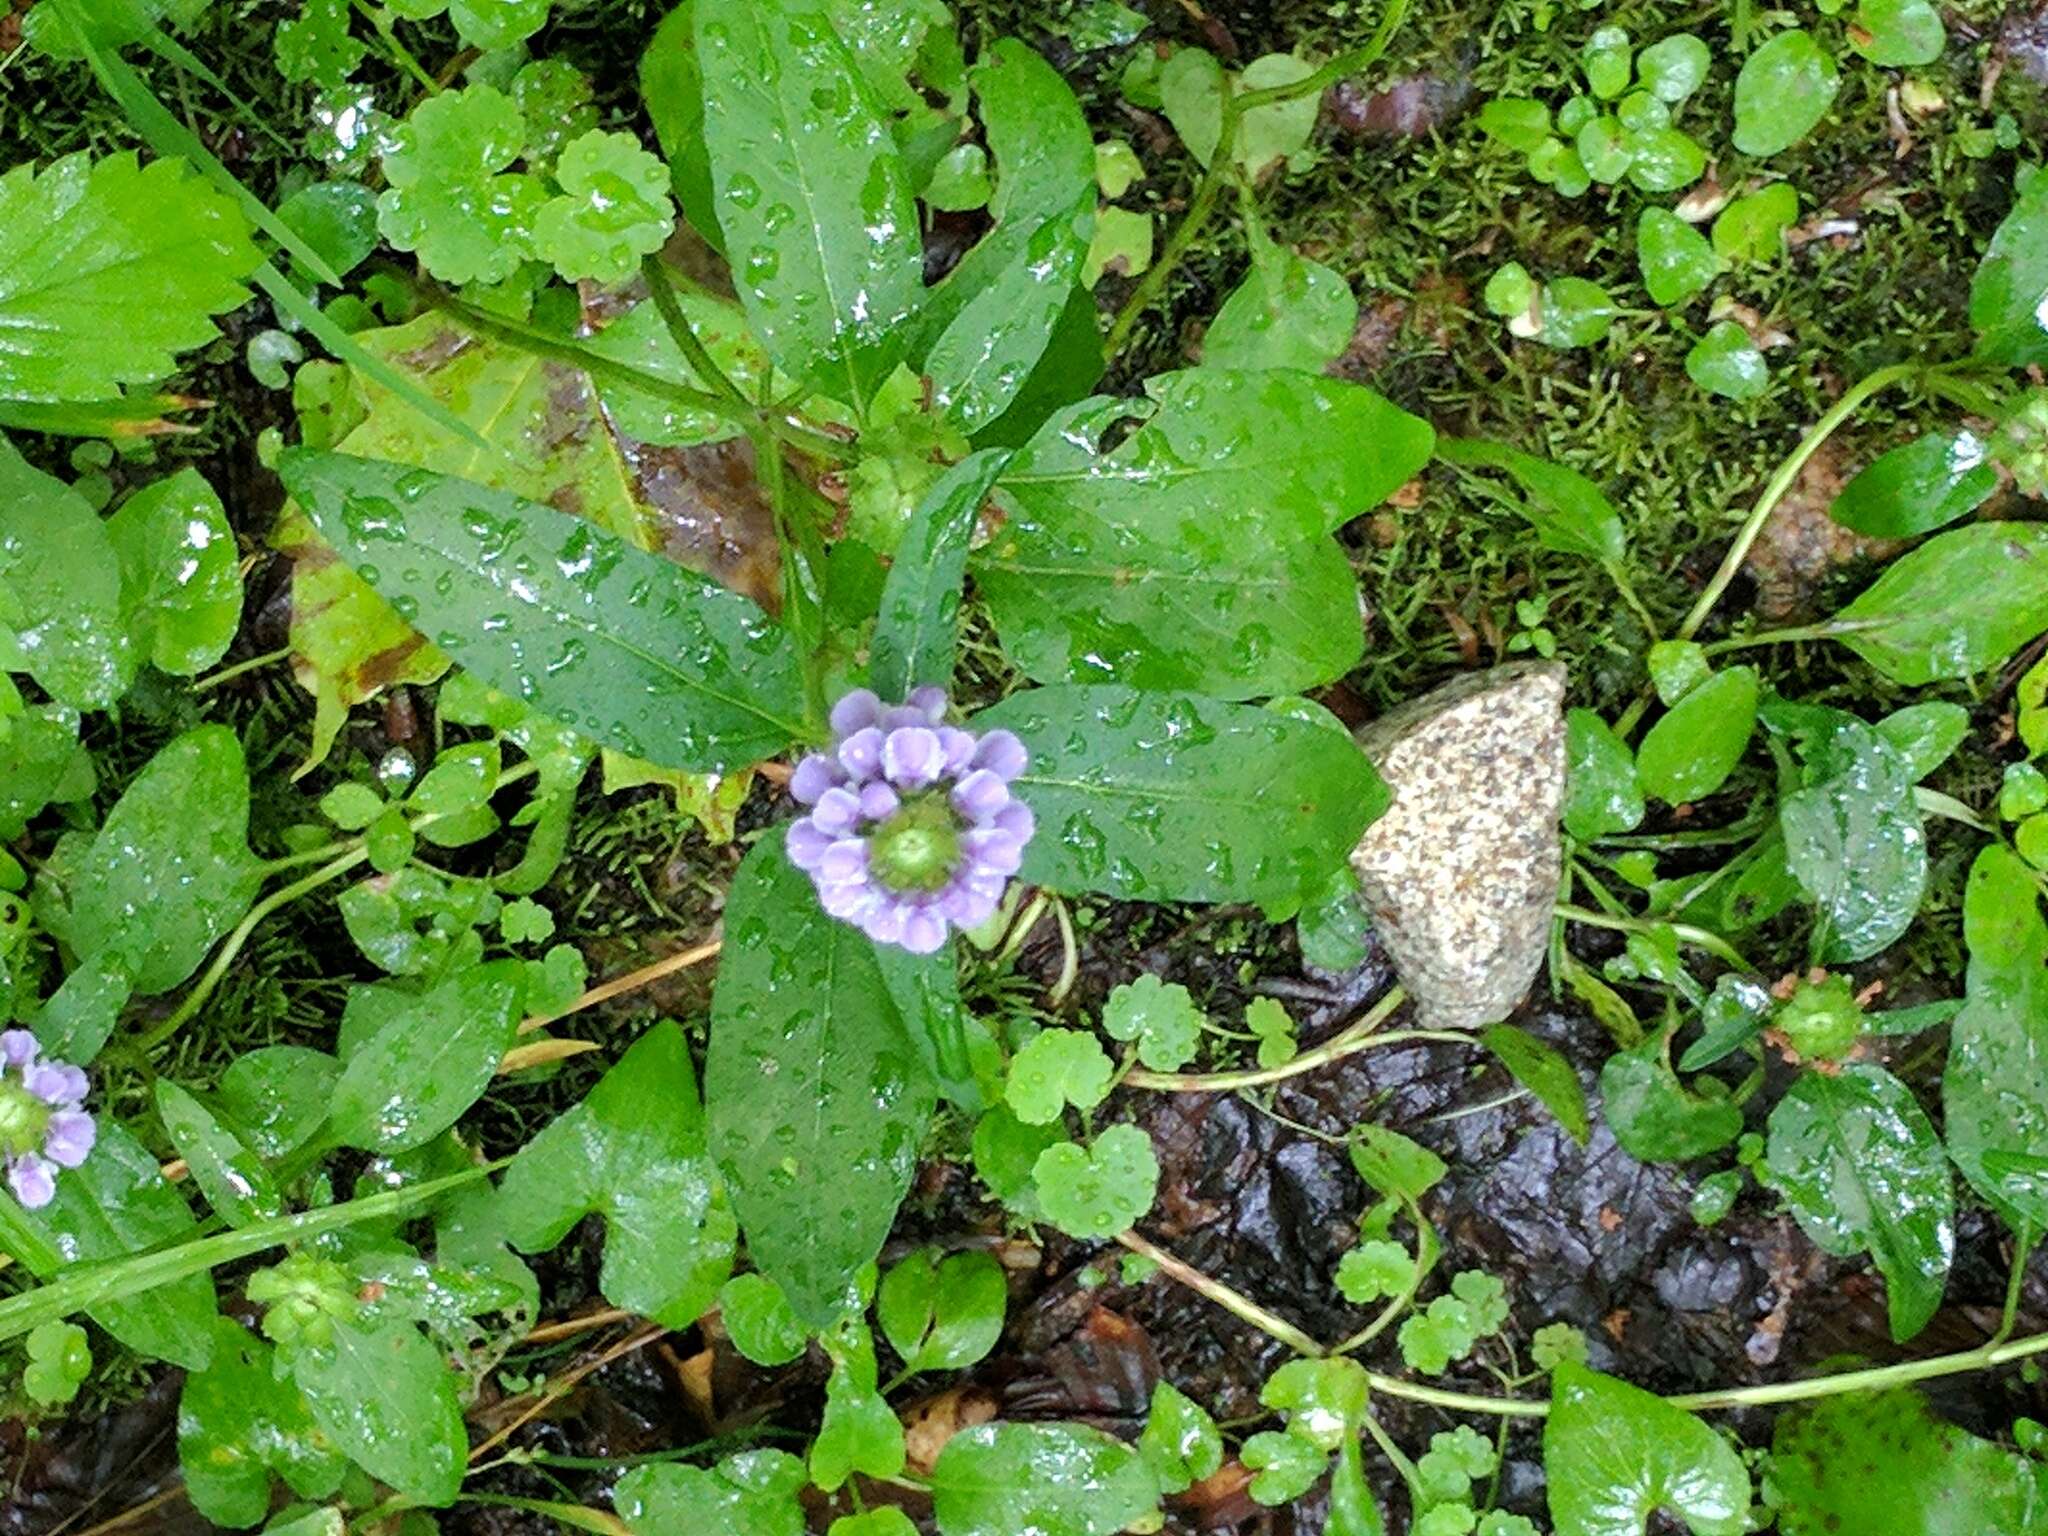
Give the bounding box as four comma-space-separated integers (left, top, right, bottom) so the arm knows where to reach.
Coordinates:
1554, 903, 1749, 970
353, 1, 439, 95
191, 645, 292, 693
1123, 988, 1432, 1092
132, 847, 370, 1054
1115, 1231, 1326, 1357
641, 254, 754, 412
518, 939, 723, 1035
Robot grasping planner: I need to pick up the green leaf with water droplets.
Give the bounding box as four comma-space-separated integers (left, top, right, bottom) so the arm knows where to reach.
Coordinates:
1032, 1123, 1159, 1239
931, 1422, 1162, 1536
974, 686, 1389, 905
1971, 170, 2048, 367
0, 435, 134, 709
1686, 322, 1769, 401
327, 960, 524, 1154
617, 1450, 808, 1536
1203, 224, 1358, 375
500, 1020, 737, 1327
1636, 208, 1721, 307
1434, 437, 1627, 563
1835, 521, 2048, 685
1636, 665, 1757, 805
0, 152, 261, 402
1851, 0, 1945, 66
375, 85, 543, 286
877, 1247, 1006, 1374
1101, 973, 1204, 1072
1546, 1360, 1749, 1536
106, 467, 242, 676
1732, 30, 1839, 158
291, 1315, 467, 1505
156, 1079, 282, 1228
278, 447, 808, 772
694, 0, 925, 416
1828, 429, 1999, 539
530, 129, 676, 284
975, 371, 1430, 696
1138, 1381, 1222, 1495
706, 831, 935, 1326
1481, 1024, 1590, 1144
1766, 1064, 1953, 1342
871, 449, 1011, 701
177, 1317, 347, 1527
1943, 845, 2048, 1235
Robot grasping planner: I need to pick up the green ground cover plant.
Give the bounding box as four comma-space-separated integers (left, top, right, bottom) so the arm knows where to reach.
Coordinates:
3, 0, 2048, 1531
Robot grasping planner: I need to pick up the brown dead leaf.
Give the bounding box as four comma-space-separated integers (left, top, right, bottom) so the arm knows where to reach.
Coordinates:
901, 1386, 1000, 1476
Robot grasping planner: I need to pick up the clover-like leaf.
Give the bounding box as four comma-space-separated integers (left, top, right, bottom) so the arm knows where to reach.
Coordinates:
1007, 1027, 1115, 1124
530, 128, 676, 283
1138, 1381, 1222, 1495
1262, 1357, 1369, 1450
1242, 1431, 1328, 1505
1101, 974, 1204, 1072
375, 85, 543, 285
1032, 1124, 1159, 1239
1335, 1239, 1412, 1304
876, 1248, 1007, 1374
275, 0, 365, 88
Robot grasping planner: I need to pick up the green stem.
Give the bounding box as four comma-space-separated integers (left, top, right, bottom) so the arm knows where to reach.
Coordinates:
641, 254, 754, 412
353, 0, 439, 94
1123, 988, 1433, 1092
1554, 902, 1749, 970
191, 645, 292, 694
132, 847, 370, 1054
1116, 1231, 1325, 1357
0, 1162, 501, 1344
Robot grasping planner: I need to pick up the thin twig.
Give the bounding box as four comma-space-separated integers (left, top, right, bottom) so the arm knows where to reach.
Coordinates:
469, 1320, 667, 1463
1116, 1231, 1325, 1357
517, 939, 722, 1035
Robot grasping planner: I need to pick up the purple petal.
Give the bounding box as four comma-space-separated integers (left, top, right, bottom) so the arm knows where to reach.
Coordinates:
951, 768, 1010, 824
907, 686, 949, 723
830, 689, 882, 739
938, 727, 977, 775
818, 875, 880, 921
789, 753, 846, 806
787, 817, 833, 871
972, 729, 1028, 781
24, 1063, 87, 1108
838, 726, 885, 780
861, 898, 909, 946
43, 1111, 95, 1169
7, 1154, 54, 1210
964, 828, 1024, 876
818, 838, 869, 884
940, 881, 1000, 929
994, 801, 1035, 843
811, 786, 862, 838
882, 726, 942, 789
858, 782, 901, 822
0, 1030, 37, 1069
899, 906, 947, 954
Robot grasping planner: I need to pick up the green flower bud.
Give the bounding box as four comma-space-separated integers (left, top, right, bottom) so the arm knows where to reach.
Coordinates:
1774, 973, 1863, 1061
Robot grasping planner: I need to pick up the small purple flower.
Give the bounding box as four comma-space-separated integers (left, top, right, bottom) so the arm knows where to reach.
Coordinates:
788, 689, 1035, 954
0, 1029, 97, 1211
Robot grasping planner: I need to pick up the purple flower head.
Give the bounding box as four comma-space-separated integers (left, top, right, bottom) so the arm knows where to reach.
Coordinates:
0, 1030, 96, 1211
788, 689, 1035, 954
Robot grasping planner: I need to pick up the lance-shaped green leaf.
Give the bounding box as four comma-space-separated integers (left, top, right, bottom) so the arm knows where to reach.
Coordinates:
57, 725, 260, 994
0, 152, 259, 401
974, 686, 1388, 905
1943, 846, 2048, 1235
0, 434, 133, 709
1482, 1024, 1589, 1144
499, 1019, 737, 1327
693, 0, 923, 415
277, 448, 808, 772
921, 41, 1095, 432
156, 1079, 282, 1228
292, 1315, 466, 1505
641, 1, 721, 252
327, 960, 526, 1153
931, 1422, 1162, 1536
706, 831, 935, 1326
7, 1122, 217, 1369
870, 449, 1011, 701
1435, 437, 1627, 564
28, 951, 131, 1066
178, 1317, 347, 1527
1827, 430, 2000, 539
1546, 1361, 1748, 1536
1833, 522, 2048, 684
1970, 169, 2048, 367
1766, 1063, 1953, 1342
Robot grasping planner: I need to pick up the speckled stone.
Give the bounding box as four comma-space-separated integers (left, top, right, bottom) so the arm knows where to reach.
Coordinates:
1348, 661, 1568, 1030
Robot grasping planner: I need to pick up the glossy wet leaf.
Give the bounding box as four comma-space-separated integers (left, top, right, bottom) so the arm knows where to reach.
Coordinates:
1349, 1123, 1447, 1201
1434, 437, 1626, 563
217, 1046, 341, 1159
1732, 30, 1839, 158
1851, 0, 1945, 67
870, 449, 1010, 700
877, 1248, 1006, 1372
617, 1450, 807, 1536
1264, 1357, 1370, 1449
529, 128, 675, 284
1637, 208, 1721, 307
1971, 170, 2048, 366
1032, 1123, 1159, 1239
0, 436, 133, 709
0, 706, 95, 842
156, 1079, 281, 1228
279, 448, 807, 772
1772, 706, 1926, 962
1944, 846, 2048, 1234
106, 467, 242, 675
375, 86, 543, 286
920, 41, 1094, 432
1599, 1039, 1743, 1162
1335, 1238, 1411, 1303
1006, 1027, 1114, 1124
1828, 429, 1999, 538
1539, 277, 1618, 347
8, 1121, 216, 1368
1204, 226, 1359, 375
974, 686, 1390, 905
178, 1318, 347, 1527
1546, 1360, 1749, 1536
1102, 973, 1205, 1072
977, 374, 1429, 697
292, 1315, 466, 1505
59, 725, 259, 994
1482, 1024, 1590, 1143
1478, 98, 1551, 151
718, 1272, 809, 1365
1686, 322, 1769, 401
28, 951, 130, 1066
1138, 1381, 1222, 1495
1327, 1439, 1385, 1536
1637, 33, 1710, 101
1712, 185, 1798, 264
1563, 708, 1644, 839
501, 1020, 737, 1327
695, 0, 923, 415
812, 1323, 904, 1489
707, 833, 934, 1325
1835, 522, 2048, 684
0, 152, 260, 401
1765, 1388, 2048, 1535
1636, 666, 1757, 804
1242, 1430, 1327, 1504
1677, 974, 1775, 1071
327, 960, 524, 1153
930, 1422, 1161, 1536
1765, 1063, 1953, 1341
